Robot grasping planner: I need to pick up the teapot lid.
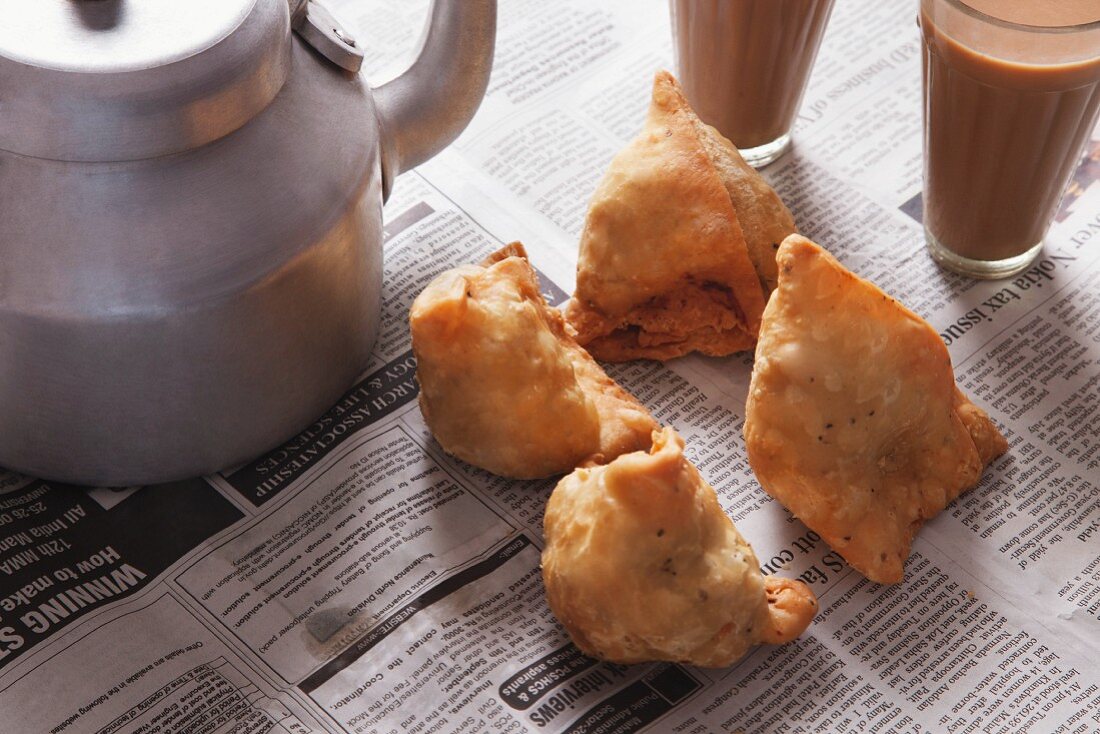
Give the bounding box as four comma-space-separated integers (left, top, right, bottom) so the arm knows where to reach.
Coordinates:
0, 0, 292, 161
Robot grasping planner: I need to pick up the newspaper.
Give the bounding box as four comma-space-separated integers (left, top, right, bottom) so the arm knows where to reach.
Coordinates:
1, 1, 1098, 732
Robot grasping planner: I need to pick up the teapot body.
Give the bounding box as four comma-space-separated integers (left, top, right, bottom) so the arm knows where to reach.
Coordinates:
0, 41, 383, 485
0, 0, 494, 485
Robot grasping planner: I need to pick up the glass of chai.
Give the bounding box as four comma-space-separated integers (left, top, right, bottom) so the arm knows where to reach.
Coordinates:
669, 0, 836, 168
921, 0, 1100, 279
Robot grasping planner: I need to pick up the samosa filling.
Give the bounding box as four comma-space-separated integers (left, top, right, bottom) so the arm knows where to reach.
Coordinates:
609, 279, 749, 347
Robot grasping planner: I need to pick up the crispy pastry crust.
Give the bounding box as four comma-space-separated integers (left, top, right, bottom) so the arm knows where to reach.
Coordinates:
744, 235, 1009, 584
410, 243, 656, 479
542, 428, 817, 666
691, 117, 797, 294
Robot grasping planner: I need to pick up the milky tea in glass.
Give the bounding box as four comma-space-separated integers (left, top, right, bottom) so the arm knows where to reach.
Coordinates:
921, 0, 1100, 278
670, 0, 836, 168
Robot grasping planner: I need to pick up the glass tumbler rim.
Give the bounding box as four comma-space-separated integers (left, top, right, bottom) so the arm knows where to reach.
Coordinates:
932, 0, 1100, 34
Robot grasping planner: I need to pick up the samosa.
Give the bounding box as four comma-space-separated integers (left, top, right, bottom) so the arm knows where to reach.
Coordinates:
744, 235, 1008, 584
543, 427, 817, 666
411, 243, 657, 479
566, 71, 796, 361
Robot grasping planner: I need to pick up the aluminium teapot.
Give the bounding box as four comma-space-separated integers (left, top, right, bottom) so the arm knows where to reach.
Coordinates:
0, 0, 496, 485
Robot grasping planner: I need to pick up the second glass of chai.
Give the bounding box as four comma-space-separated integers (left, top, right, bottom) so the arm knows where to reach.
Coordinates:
669, 0, 836, 168
921, 0, 1100, 279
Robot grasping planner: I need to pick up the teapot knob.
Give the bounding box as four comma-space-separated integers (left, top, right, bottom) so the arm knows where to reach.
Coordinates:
291, 0, 364, 73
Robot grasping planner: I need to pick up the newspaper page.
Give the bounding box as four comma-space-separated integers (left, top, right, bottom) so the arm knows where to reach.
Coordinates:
0, 1, 1097, 733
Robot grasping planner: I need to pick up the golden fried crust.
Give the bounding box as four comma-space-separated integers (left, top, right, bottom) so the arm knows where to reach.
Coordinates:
494, 249, 656, 462
410, 244, 656, 479
760, 576, 819, 645
565, 345, 659, 464
744, 235, 1008, 584
954, 389, 1010, 466
692, 120, 797, 294
542, 428, 816, 667
567, 71, 767, 361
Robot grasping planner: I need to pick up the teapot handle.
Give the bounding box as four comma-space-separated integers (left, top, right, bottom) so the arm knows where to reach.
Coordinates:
374, 0, 497, 201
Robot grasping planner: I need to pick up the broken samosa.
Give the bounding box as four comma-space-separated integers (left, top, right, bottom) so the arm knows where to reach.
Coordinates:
744, 235, 1008, 584
542, 427, 817, 666
565, 71, 796, 361
410, 243, 657, 479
